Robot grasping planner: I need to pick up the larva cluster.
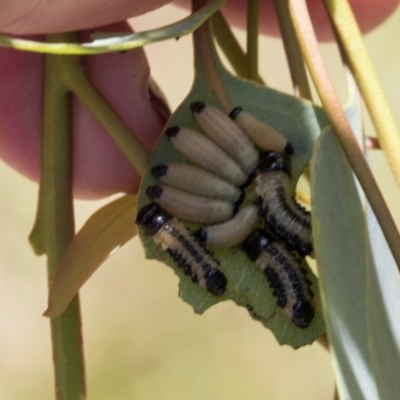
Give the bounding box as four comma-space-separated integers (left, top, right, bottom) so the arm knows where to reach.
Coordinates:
136, 101, 314, 328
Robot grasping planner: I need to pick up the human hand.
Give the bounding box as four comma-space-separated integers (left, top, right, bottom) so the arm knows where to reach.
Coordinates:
1, 0, 398, 199
174, 0, 400, 41
0, 1, 172, 199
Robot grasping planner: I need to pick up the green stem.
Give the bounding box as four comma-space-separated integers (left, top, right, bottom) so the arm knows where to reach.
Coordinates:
211, 11, 247, 79
29, 33, 86, 400
323, 0, 400, 188
193, 0, 231, 112
288, 0, 400, 271
272, 0, 312, 100
0, 0, 225, 54
246, 0, 259, 81
211, 11, 264, 84
61, 59, 149, 176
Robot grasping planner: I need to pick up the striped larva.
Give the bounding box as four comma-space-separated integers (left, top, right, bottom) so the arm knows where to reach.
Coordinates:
136, 203, 227, 296
229, 107, 294, 155
255, 152, 313, 256
146, 185, 235, 224
190, 102, 259, 174
241, 229, 314, 328
166, 126, 248, 186
197, 204, 260, 249
151, 163, 243, 204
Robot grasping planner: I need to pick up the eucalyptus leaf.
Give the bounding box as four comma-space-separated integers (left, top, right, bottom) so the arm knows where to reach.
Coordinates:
137, 22, 328, 347
365, 202, 400, 399
311, 128, 400, 399
45, 194, 137, 318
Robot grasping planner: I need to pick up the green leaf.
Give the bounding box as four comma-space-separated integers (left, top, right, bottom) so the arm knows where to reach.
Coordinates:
366, 205, 400, 399
311, 128, 400, 399
44, 194, 137, 318
137, 22, 328, 347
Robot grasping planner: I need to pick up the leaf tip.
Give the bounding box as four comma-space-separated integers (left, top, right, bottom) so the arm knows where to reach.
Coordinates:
42, 306, 54, 318
42, 294, 68, 318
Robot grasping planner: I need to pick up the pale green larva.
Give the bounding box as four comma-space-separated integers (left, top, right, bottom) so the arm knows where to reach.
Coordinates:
229, 107, 293, 155
146, 185, 235, 224
190, 102, 259, 174
151, 163, 244, 204
166, 126, 248, 186
197, 204, 260, 249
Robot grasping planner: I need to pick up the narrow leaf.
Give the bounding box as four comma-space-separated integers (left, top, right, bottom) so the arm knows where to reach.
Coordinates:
44, 194, 137, 318
366, 205, 400, 399
311, 128, 400, 399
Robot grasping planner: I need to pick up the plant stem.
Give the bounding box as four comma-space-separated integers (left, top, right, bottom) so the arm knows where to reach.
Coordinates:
272, 0, 312, 100
288, 0, 400, 271
61, 59, 149, 176
211, 11, 265, 84
0, 0, 225, 55
193, 0, 231, 112
211, 11, 247, 79
323, 0, 400, 188
29, 33, 86, 400
246, 0, 259, 81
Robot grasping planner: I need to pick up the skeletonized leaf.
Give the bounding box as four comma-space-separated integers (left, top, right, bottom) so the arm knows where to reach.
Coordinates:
44, 194, 137, 318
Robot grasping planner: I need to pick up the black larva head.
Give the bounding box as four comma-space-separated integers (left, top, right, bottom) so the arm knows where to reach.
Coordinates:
151, 164, 168, 178
242, 229, 273, 261
299, 242, 314, 257
165, 126, 180, 138
205, 268, 227, 296
258, 151, 292, 176
228, 106, 243, 120
135, 202, 172, 236
284, 142, 294, 155
190, 101, 206, 114
291, 300, 315, 329
146, 185, 163, 199
195, 228, 207, 244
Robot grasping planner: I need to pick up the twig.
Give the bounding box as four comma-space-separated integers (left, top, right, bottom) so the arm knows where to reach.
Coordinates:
246, 0, 260, 81
272, 0, 312, 100
323, 0, 400, 188
288, 0, 400, 271
29, 33, 86, 400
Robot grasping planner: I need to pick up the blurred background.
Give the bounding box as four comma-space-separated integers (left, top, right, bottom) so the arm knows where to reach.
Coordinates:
1, 3, 400, 399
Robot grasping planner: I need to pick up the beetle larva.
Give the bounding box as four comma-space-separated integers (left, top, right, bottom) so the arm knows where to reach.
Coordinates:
255, 152, 313, 256
166, 126, 248, 186
151, 163, 244, 204
197, 204, 260, 249
229, 107, 294, 155
136, 203, 227, 296
241, 229, 314, 328
146, 185, 235, 224
190, 102, 259, 174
